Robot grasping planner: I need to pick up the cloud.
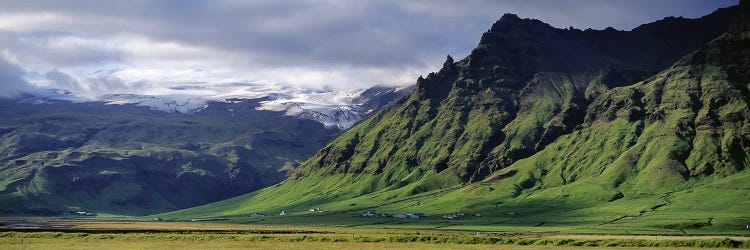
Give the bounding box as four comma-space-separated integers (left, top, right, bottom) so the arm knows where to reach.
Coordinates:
0, 54, 32, 98
0, 0, 738, 95
40, 69, 156, 96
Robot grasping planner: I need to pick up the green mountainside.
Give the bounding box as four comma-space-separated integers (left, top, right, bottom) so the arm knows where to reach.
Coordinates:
296, 6, 740, 183
166, 5, 749, 230
0, 99, 340, 215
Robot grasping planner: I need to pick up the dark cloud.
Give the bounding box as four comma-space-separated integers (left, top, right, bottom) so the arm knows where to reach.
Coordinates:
0, 0, 738, 93
0, 32, 123, 69
0, 56, 32, 98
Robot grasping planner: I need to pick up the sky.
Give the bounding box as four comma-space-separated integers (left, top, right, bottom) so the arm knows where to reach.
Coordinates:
0, 0, 738, 97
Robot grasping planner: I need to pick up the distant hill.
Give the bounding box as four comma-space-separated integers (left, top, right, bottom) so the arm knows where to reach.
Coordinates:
166, 5, 749, 231
0, 85, 408, 215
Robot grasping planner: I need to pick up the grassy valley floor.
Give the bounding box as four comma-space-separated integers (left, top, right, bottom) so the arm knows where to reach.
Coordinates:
2, 238, 746, 250
1, 218, 749, 249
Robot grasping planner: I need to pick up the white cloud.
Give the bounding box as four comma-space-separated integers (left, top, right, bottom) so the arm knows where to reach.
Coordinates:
0, 12, 70, 32
0, 0, 737, 97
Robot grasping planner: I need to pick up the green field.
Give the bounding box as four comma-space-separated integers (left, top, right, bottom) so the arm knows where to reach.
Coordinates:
1, 219, 748, 249
5, 238, 743, 250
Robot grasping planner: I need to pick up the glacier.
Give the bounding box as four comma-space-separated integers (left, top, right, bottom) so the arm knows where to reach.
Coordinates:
21, 82, 410, 130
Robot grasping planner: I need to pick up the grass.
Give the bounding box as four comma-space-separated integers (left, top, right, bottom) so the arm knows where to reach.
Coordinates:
162, 166, 750, 236
0, 219, 749, 249
8, 238, 745, 250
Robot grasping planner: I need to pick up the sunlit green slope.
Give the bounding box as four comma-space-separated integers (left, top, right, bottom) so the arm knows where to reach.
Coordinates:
165, 5, 749, 231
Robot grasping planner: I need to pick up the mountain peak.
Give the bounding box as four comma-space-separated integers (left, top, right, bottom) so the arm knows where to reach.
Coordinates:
490, 13, 549, 31
443, 55, 454, 68
499, 13, 521, 22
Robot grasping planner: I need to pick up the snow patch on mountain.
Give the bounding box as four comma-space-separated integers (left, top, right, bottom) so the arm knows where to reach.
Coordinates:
256, 89, 366, 129
23, 82, 411, 130
99, 94, 209, 114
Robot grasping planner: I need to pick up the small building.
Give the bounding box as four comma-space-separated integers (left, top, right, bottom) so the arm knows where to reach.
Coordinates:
405, 214, 419, 219
442, 214, 456, 220
362, 210, 377, 217
280, 210, 289, 216
74, 211, 97, 216
442, 213, 465, 220
309, 208, 324, 213
394, 213, 424, 219
506, 211, 516, 216
379, 213, 389, 218
153, 217, 163, 221
250, 212, 267, 217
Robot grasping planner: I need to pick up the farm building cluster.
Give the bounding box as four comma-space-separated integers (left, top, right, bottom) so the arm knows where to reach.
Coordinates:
362, 211, 425, 219
66, 211, 97, 216
250, 212, 272, 217
238, 209, 514, 220
440, 212, 485, 220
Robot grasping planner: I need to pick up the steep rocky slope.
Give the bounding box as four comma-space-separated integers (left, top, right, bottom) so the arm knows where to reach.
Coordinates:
167, 5, 748, 230
296, 6, 740, 184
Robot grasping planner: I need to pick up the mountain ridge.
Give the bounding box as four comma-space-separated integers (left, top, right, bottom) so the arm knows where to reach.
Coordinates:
19, 84, 412, 130
164, 5, 748, 231
295, 5, 741, 182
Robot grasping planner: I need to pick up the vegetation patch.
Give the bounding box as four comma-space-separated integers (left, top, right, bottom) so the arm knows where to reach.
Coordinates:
1, 231, 748, 248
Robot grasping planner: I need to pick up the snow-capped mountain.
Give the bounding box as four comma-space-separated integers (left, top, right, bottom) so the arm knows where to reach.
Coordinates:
255, 87, 409, 129
21, 83, 412, 130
